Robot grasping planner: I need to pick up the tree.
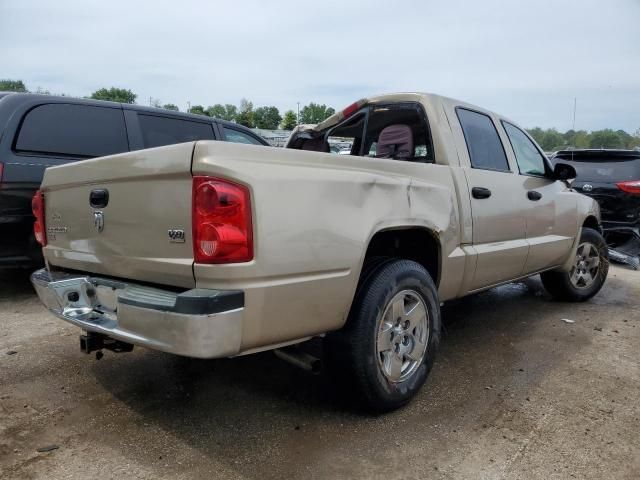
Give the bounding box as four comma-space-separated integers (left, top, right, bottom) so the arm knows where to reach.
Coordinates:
253, 106, 282, 130
299, 103, 335, 124
281, 110, 297, 130
90, 87, 136, 104
0, 79, 27, 92
205, 104, 237, 121
162, 103, 179, 111
189, 105, 207, 116
589, 129, 624, 149
539, 129, 565, 151
236, 98, 254, 127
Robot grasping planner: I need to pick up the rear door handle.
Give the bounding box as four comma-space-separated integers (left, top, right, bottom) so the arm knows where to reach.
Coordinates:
472, 187, 492, 199
527, 190, 542, 201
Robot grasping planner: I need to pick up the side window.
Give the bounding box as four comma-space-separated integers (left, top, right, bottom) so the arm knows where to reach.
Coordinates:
138, 114, 215, 148
325, 112, 366, 155
15, 104, 128, 157
223, 127, 263, 145
503, 122, 547, 176
456, 108, 510, 172
363, 103, 433, 162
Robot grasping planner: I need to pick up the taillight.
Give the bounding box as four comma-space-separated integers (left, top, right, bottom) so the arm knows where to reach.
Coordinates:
32, 190, 47, 246
342, 102, 360, 119
192, 176, 253, 264
0, 162, 4, 184
616, 180, 640, 195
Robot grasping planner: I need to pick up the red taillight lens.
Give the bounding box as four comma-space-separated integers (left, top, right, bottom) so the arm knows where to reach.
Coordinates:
192, 176, 253, 263
617, 180, 640, 195
0, 162, 4, 184
342, 102, 360, 119
32, 190, 47, 247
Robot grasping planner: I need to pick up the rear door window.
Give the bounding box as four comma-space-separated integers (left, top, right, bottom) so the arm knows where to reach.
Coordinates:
15, 103, 128, 158
222, 127, 264, 145
456, 108, 510, 172
138, 114, 215, 148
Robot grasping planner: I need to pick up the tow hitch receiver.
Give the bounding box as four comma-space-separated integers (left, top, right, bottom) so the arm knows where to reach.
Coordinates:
80, 332, 134, 354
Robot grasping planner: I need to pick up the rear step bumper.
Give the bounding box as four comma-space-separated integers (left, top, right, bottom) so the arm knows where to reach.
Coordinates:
31, 268, 244, 358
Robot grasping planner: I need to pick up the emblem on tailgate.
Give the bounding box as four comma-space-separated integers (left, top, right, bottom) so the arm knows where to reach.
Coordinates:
168, 229, 186, 243
93, 211, 105, 233
582, 184, 593, 192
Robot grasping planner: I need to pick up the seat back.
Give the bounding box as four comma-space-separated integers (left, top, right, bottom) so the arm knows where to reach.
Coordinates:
376, 124, 413, 159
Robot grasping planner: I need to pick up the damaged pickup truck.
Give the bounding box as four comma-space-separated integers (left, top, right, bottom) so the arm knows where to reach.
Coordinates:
31, 93, 608, 411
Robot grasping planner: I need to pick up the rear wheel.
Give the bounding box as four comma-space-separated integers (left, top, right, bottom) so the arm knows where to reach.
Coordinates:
541, 227, 609, 302
325, 259, 440, 412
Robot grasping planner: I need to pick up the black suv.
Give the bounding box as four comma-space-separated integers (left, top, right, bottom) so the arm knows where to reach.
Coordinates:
0, 93, 268, 267
551, 149, 640, 242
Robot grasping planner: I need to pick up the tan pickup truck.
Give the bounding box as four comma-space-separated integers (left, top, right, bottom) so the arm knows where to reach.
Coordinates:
31, 93, 608, 411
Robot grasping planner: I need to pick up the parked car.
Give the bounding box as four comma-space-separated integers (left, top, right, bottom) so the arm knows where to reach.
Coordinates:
0, 92, 268, 268
31, 92, 607, 412
551, 149, 639, 234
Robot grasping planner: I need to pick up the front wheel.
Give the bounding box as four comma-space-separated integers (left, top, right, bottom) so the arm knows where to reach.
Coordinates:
325, 259, 441, 413
540, 227, 609, 302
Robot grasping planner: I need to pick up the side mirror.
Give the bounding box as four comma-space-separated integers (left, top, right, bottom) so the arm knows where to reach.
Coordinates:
553, 162, 577, 185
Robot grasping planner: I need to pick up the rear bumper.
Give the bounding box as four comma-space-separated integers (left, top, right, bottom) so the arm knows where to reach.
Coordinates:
31, 268, 244, 358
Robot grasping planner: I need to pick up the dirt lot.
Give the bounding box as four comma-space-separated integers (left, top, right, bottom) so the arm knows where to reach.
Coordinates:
0, 267, 638, 480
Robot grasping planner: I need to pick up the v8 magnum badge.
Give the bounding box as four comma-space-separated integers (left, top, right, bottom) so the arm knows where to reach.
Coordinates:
93, 211, 105, 233
168, 229, 185, 243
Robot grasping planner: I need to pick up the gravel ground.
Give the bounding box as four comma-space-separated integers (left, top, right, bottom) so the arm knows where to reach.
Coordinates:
0, 266, 638, 479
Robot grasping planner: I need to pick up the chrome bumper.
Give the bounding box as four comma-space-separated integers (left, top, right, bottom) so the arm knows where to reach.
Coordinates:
31, 268, 244, 358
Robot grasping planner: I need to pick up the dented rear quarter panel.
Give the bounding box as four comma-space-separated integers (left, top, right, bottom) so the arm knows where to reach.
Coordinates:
191, 139, 463, 351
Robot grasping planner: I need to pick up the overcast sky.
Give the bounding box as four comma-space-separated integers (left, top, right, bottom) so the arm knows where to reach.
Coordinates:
2, 0, 639, 131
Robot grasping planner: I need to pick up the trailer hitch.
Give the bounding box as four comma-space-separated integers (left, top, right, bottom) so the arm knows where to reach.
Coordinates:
80, 332, 134, 358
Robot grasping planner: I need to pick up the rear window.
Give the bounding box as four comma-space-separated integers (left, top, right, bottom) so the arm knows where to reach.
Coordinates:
138, 114, 215, 148
15, 103, 128, 158
457, 108, 510, 172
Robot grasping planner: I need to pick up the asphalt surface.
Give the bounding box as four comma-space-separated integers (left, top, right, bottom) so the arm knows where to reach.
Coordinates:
1, 267, 638, 479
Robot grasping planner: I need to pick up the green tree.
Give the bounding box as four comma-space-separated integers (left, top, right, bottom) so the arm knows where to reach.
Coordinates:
236, 98, 254, 127
189, 105, 207, 116
162, 103, 179, 111
299, 103, 335, 124
281, 110, 297, 130
526, 127, 545, 146
89, 87, 136, 104
253, 106, 282, 130
205, 104, 237, 121
539, 129, 565, 151
0, 79, 28, 92
589, 129, 624, 149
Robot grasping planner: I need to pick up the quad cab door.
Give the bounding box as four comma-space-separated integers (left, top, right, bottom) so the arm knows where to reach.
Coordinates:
500, 121, 577, 272
451, 107, 531, 291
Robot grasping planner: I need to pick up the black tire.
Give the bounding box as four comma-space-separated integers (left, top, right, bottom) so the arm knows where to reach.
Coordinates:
540, 227, 609, 302
325, 259, 441, 413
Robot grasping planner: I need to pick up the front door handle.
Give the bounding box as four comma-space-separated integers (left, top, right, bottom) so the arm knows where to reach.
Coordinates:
527, 190, 542, 201
472, 187, 492, 199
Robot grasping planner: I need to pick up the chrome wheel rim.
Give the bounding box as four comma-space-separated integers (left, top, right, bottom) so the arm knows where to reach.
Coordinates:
570, 242, 601, 289
376, 290, 429, 383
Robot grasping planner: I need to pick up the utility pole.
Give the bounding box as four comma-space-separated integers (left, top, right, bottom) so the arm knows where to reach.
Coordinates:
187, 101, 191, 114
297, 102, 300, 125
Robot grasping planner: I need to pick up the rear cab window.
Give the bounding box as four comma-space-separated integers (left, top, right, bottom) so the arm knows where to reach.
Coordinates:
15, 103, 128, 158
456, 108, 510, 172
138, 114, 215, 148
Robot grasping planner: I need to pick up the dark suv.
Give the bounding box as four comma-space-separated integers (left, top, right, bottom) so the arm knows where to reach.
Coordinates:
551, 149, 640, 243
0, 93, 268, 267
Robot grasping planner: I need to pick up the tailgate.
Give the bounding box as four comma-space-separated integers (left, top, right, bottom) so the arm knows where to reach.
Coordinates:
41, 142, 196, 288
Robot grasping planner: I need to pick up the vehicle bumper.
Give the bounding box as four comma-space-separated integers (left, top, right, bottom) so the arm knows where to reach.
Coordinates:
30, 268, 244, 358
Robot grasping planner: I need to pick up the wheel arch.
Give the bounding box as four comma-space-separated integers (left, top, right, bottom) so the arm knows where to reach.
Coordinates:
360, 226, 442, 288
